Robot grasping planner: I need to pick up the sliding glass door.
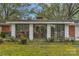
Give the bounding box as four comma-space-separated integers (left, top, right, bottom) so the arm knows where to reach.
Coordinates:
51, 24, 65, 41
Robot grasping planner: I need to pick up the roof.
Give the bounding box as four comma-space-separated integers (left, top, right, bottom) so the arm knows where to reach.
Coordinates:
6, 19, 76, 22
5, 19, 75, 24
0, 19, 79, 24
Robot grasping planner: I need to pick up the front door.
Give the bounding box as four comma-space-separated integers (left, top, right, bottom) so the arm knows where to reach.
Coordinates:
34, 24, 47, 39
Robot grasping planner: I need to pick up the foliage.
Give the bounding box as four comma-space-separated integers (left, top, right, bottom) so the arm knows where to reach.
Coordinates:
0, 3, 30, 20
5, 36, 17, 42
20, 34, 27, 40
20, 33, 27, 44
37, 3, 79, 20
0, 3, 79, 20
46, 37, 54, 42
0, 32, 6, 38
65, 37, 75, 42
70, 37, 75, 42
0, 38, 4, 44
65, 37, 70, 42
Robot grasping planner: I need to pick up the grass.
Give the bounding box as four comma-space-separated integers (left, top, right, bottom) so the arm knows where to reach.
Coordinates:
0, 41, 79, 56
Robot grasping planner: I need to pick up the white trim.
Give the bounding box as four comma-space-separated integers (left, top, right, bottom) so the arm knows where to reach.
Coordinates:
11, 24, 16, 37
29, 24, 33, 40
6, 21, 74, 24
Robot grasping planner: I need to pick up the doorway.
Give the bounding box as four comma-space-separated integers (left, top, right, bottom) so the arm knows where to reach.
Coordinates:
33, 24, 47, 39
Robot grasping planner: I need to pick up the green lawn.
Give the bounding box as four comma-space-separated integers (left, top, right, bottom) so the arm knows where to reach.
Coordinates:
0, 41, 79, 56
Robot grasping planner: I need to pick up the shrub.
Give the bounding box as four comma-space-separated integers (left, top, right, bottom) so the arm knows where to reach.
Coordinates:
70, 37, 75, 42
71, 40, 75, 42
53, 36, 58, 42
20, 34, 27, 44
58, 36, 65, 42
0, 38, 4, 44
64, 37, 70, 42
0, 32, 6, 38
9, 37, 16, 42
4, 36, 17, 42
46, 37, 54, 42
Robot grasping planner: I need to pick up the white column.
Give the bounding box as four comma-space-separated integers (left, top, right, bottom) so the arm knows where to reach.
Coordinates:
11, 24, 16, 37
29, 24, 33, 40
65, 24, 69, 38
47, 24, 51, 39
0, 26, 2, 34
75, 25, 79, 40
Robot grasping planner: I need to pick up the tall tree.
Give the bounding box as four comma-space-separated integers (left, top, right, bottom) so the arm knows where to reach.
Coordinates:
36, 3, 79, 20
0, 3, 30, 20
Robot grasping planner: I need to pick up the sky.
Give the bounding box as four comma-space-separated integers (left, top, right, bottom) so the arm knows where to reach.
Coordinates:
18, 3, 43, 19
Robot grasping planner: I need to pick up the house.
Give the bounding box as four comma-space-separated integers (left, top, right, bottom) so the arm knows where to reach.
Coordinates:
0, 19, 79, 41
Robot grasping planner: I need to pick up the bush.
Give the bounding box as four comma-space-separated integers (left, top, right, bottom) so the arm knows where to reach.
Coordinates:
47, 37, 54, 42
70, 37, 75, 42
20, 34, 27, 44
9, 37, 16, 42
5, 36, 18, 42
0, 38, 4, 44
0, 32, 6, 38
58, 36, 65, 42
72, 41, 79, 45
71, 40, 75, 42
64, 37, 70, 42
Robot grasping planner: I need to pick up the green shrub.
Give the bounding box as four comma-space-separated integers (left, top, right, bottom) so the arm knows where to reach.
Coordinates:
70, 37, 75, 42
0, 38, 4, 44
65, 37, 70, 42
58, 36, 65, 42
71, 40, 75, 42
20, 34, 27, 44
9, 37, 16, 42
5, 36, 18, 42
0, 32, 6, 38
46, 37, 54, 42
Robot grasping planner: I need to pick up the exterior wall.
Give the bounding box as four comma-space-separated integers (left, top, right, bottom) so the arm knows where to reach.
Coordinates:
10, 24, 68, 40
0, 24, 76, 41
2, 23, 79, 41
65, 24, 69, 38
10, 23, 79, 41
11, 24, 16, 37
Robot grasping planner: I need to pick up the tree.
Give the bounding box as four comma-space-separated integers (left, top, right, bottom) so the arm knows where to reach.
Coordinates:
0, 3, 30, 20
36, 3, 79, 20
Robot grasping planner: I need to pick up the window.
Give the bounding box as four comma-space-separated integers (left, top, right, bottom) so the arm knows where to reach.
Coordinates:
16, 24, 29, 38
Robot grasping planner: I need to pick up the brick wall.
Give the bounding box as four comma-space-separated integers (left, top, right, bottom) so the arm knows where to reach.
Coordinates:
69, 25, 75, 37
2, 25, 11, 32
